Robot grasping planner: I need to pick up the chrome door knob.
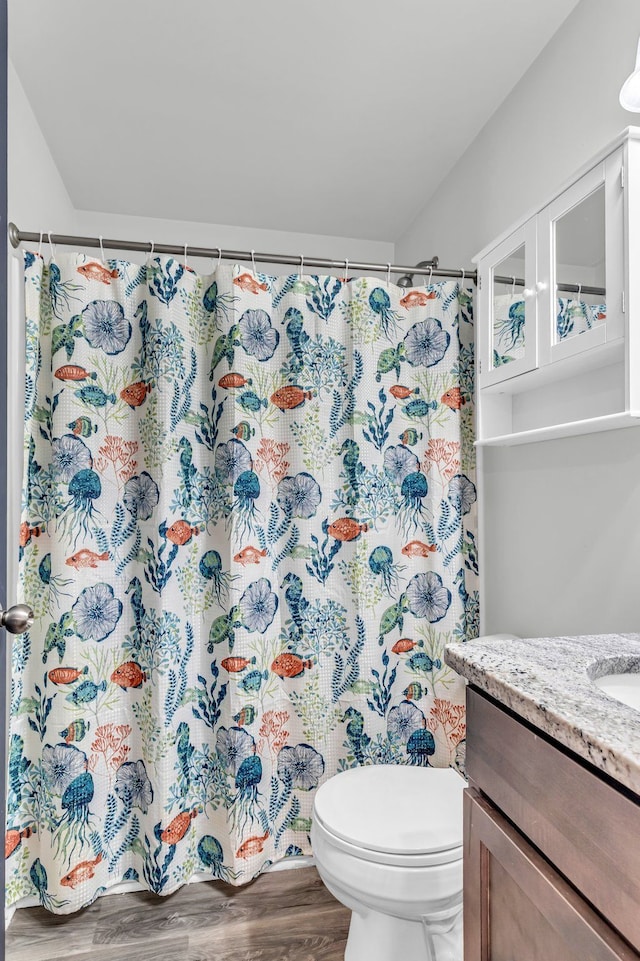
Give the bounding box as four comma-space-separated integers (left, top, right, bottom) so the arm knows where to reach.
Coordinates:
0, 604, 34, 635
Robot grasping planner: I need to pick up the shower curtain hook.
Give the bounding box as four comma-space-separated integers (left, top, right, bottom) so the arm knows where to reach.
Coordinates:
577, 283, 582, 302
460, 268, 465, 287
216, 247, 222, 271
183, 244, 188, 270
47, 231, 57, 260
511, 276, 516, 298
344, 259, 349, 282
37, 231, 43, 259
251, 249, 257, 275
299, 253, 304, 279
386, 262, 392, 288
148, 240, 154, 262
425, 266, 433, 290
99, 235, 106, 265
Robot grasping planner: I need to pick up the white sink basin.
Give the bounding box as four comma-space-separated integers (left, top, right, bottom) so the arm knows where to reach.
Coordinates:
593, 673, 640, 711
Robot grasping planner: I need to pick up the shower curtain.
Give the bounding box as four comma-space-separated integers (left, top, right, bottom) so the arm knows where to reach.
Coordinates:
7, 251, 478, 913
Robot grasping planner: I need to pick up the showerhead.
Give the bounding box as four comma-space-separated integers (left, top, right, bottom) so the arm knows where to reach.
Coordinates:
396, 257, 439, 289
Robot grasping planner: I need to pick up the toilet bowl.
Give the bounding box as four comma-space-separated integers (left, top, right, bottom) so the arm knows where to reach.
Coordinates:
311, 765, 464, 961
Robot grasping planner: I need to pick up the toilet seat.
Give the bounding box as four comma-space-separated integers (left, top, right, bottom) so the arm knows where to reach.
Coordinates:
313, 765, 464, 868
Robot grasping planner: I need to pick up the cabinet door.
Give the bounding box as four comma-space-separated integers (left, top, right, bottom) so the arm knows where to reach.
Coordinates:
537, 149, 624, 367
477, 219, 537, 387
464, 788, 639, 961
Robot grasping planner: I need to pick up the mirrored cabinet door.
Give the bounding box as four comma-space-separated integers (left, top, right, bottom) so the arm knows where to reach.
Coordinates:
478, 219, 538, 388
537, 149, 624, 366
492, 243, 526, 365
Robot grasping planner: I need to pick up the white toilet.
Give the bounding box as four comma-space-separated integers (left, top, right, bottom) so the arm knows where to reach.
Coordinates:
311, 765, 464, 961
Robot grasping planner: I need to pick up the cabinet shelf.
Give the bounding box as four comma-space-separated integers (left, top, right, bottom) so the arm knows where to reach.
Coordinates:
475, 410, 640, 447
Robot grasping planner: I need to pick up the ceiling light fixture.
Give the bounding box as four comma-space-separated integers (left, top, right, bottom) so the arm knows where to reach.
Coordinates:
620, 37, 640, 111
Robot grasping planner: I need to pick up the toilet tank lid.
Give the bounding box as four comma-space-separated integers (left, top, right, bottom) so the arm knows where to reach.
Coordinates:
313, 766, 464, 855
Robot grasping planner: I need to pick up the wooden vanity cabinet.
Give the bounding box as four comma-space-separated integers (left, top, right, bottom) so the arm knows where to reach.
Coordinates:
464, 688, 640, 961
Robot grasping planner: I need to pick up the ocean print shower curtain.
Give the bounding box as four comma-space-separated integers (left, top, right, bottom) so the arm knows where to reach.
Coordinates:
8, 251, 478, 913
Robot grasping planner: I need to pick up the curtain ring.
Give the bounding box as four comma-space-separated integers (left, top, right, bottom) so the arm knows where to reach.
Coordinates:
251, 249, 257, 275
183, 244, 188, 269
299, 253, 304, 279
344, 258, 349, 282
386, 262, 392, 288
37, 231, 43, 258
47, 230, 57, 260
99, 235, 106, 264
511, 276, 516, 298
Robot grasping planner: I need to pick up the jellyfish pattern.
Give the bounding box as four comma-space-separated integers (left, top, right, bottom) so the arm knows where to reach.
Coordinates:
11, 252, 478, 914
493, 293, 606, 367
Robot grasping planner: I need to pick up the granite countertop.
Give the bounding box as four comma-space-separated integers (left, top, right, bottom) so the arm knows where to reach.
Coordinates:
444, 632, 640, 798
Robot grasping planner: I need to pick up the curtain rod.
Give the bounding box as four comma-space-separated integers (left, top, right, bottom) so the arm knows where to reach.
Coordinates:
7, 222, 478, 283
493, 275, 605, 296
9, 224, 603, 295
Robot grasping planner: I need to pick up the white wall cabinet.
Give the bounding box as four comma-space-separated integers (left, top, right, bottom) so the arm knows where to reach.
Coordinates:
475, 128, 640, 445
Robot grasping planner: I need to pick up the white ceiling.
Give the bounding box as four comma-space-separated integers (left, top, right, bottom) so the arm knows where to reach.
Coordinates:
9, 0, 581, 242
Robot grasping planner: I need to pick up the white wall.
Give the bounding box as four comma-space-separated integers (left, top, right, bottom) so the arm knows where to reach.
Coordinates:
71, 209, 394, 276
8, 61, 75, 231
396, 0, 640, 637
9, 58, 394, 270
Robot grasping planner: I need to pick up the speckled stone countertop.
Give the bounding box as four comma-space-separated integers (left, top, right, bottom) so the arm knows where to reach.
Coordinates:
444, 632, 640, 798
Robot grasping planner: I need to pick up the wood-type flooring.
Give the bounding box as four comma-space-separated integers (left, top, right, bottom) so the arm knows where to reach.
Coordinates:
6, 865, 351, 961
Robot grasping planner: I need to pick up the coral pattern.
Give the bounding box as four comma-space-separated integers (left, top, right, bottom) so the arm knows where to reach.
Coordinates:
10, 252, 478, 913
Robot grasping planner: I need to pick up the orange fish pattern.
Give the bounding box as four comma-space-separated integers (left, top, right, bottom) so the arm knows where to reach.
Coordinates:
65, 549, 110, 570
441, 387, 465, 410
391, 638, 418, 654
14, 254, 475, 914
19, 522, 41, 548
111, 661, 147, 689
165, 520, 199, 545
120, 381, 152, 408
327, 517, 368, 542
389, 384, 418, 400
233, 273, 269, 295
5, 826, 34, 860
60, 853, 103, 888
221, 656, 256, 673
219, 372, 252, 389
77, 262, 119, 284
271, 653, 314, 678
160, 809, 198, 845
54, 365, 97, 382
399, 290, 437, 308
270, 386, 313, 410
48, 666, 89, 685
236, 831, 269, 859
402, 540, 438, 558
233, 546, 267, 566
